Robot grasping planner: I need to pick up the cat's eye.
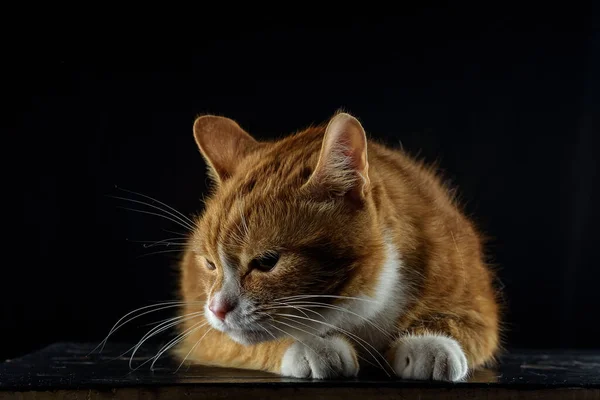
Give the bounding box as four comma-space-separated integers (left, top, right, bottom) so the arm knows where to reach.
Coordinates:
205, 259, 216, 271
250, 252, 280, 272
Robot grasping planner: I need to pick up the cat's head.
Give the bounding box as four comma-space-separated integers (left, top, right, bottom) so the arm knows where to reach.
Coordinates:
186, 112, 387, 345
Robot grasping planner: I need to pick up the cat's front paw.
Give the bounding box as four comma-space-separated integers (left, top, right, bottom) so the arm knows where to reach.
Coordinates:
280, 336, 359, 379
391, 334, 468, 381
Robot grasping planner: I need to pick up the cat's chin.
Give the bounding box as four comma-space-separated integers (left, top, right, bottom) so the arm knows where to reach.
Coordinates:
226, 328, 274, 346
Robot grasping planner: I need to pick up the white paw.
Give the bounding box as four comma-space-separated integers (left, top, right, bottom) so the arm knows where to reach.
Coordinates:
392, 334, 468, 381
280, 336, 359, 379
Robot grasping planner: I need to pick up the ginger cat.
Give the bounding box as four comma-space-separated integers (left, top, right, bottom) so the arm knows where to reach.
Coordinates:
173, 111, 500, 381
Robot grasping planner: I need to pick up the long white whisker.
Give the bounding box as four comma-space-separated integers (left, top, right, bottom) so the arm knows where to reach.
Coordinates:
266, 322, 328, 373
271, 318, 338, 376
162, 228, 189, 237
275, 294, 381, 304
101, 311, 204, 364
279, 301, 395, 341
141, 313, 194, 327
111, 194, 196, 231
136, 248, 185, 258
173, 327, 214, 373
149, 321, 209, 371
150, 321, 208, 371
128, 319, 207, 372
275, 313, 393, 377
91, 301, 198, 354
127, 312, 205, 369
264, 301, 312, 319
256, 322, 278, 341
271, 318, 323, 342
261, 304, 327, 320
274, 315, 380, 370
114, 186, 197, 227
115, 205, 193, 232
278, 313, 390, 376
127, 238, 189, 248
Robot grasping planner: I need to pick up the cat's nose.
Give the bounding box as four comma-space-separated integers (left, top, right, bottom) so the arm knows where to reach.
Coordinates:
209, 298, 235, 321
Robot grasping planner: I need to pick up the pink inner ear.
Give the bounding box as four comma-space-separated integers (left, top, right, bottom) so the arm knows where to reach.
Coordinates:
306, 114, 371, 202
193, 115, 258, 182
339, 133, 367, 172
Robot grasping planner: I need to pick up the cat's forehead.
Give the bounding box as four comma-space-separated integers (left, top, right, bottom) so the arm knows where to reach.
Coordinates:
195, 127, 328, 252
209, 151, 314, 210
196, 185, 281, 258
216, 242, 238, 272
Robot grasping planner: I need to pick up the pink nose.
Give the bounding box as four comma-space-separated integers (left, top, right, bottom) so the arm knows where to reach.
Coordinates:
209, 298, 235, 321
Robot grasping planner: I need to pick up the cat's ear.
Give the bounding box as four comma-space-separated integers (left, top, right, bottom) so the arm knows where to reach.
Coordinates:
193, 115, 259, 183
305, 112, 371, 203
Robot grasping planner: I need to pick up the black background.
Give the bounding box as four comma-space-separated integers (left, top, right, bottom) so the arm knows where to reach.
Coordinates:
5, 4, 599, 361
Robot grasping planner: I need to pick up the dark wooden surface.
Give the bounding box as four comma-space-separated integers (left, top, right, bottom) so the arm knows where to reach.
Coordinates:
0, 343, 599, 399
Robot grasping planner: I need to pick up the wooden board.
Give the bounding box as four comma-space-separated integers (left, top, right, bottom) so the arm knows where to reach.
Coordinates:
0, 343, 598, 399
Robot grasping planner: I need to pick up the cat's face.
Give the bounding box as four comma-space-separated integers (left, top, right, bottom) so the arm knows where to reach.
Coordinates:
187, 113, 383, 345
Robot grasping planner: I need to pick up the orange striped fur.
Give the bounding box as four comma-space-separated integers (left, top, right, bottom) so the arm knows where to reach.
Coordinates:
172, 112, 501, 381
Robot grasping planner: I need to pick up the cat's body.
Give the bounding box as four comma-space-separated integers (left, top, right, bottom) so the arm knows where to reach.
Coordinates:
173, 112, 500, 381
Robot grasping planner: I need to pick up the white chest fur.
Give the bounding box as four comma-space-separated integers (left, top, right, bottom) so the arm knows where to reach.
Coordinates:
336, 235, 405, 349
295, 235, 406, 356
